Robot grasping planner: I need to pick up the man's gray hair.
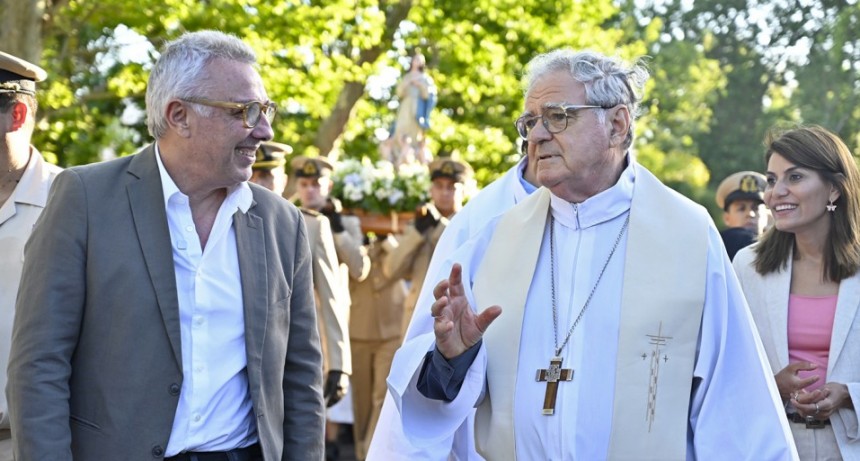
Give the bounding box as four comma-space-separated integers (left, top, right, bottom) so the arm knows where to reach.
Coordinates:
523, 49, 649, 150
145, 30, 257, 139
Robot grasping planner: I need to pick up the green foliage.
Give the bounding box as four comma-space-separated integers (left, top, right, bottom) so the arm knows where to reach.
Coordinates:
30, 0, 817, 203
33, 0, 634, 186
790, 4, 860, 153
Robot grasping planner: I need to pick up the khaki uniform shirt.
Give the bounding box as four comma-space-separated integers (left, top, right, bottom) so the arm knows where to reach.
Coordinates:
301, 209, 351, 374
349, 236, 407, 341
0, 149, 61, 430
383, 216, 448, 334
334, 215, 370, 283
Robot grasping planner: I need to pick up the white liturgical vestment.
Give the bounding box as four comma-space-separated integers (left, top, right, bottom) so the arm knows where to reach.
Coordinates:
386, 162, 797, 460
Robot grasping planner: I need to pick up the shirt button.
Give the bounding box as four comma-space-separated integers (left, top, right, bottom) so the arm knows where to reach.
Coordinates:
185, 225, 193, 232
168, 383, 180, 396
193, 414, 202, 422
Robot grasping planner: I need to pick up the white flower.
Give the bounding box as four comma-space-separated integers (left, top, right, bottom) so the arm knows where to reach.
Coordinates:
332, 156, 432, 213
374, 187, 391, 200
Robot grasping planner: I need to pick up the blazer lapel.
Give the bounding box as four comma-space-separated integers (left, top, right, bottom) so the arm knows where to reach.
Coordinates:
767, 254, 793, 369
829, 272, 860, 373
234, 200, 267, 379
126, 146, 183, 368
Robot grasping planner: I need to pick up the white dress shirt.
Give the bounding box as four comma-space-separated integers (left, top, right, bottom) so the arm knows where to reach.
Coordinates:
155, 147, 257, 455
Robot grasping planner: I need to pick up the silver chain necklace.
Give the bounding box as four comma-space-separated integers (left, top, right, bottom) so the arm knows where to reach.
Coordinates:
550, 212, 630, 357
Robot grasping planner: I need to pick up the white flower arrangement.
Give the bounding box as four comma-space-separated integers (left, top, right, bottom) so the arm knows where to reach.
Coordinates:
331, 157, 431, 214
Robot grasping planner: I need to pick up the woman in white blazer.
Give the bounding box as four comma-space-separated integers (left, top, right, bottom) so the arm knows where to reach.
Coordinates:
734, 125, 860, 460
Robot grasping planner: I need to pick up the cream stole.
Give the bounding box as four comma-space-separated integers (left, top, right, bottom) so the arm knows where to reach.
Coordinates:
473, 168, 709, 460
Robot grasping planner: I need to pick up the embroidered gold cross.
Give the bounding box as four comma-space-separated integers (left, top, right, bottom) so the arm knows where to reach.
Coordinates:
645, 322, 672, 431
536, 357, 573, 415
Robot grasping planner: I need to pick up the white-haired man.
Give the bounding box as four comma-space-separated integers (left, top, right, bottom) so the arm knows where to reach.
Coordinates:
384, 49, 798, 460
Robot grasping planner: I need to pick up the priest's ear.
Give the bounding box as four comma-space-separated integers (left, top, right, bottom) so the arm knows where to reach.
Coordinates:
606, 104, 631, 148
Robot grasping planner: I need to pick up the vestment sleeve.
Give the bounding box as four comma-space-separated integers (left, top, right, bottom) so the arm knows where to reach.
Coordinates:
416, 342, 482, 401
386, 331, 487, 450
688, 226, 797, 460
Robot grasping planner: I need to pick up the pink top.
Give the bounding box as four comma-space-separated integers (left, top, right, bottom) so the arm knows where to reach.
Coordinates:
787, 294, 838, 392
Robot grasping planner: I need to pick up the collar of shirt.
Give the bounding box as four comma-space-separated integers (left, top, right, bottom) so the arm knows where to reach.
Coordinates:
153, 143, 253, 215
9, 147, 54, 208
516, 156, 538, 196
551, 155, 635, 230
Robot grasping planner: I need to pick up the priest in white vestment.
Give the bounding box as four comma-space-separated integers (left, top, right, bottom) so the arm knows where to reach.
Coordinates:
368, 151, 537, 460
384, 49, 798, 460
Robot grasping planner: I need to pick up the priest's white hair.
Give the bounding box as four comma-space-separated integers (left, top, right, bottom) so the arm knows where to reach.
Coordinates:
523, 49, 649, 150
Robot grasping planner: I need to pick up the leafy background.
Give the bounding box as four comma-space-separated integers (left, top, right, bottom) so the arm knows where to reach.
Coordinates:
2, 0, 859, 223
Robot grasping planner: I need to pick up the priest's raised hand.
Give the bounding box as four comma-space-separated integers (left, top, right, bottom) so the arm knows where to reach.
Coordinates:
430, 263, 502, 359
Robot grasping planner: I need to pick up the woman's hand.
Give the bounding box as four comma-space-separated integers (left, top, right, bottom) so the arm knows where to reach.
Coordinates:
793, 383, 852, 419
775, 361, 819, 401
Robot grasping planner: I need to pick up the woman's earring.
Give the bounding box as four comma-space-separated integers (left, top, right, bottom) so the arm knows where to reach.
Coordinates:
827, 199, 837, 212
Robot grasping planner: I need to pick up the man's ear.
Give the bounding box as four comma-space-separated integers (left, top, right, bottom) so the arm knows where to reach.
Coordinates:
165, 100, 191, 137
607, 105, 631, 147
9, 102, 29, 131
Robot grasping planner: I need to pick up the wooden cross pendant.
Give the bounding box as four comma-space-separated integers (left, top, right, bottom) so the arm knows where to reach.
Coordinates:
535, 356, 573, 415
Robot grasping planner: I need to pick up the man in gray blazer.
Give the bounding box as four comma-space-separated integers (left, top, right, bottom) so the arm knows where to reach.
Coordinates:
6, 31, 324, 460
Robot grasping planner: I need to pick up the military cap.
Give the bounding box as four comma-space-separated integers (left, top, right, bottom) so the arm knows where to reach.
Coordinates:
253, 141, 292, 170
429, 158, 473, 183
716, 171, 766, 210
290, 155, 335, 178
0, 51, 47, 96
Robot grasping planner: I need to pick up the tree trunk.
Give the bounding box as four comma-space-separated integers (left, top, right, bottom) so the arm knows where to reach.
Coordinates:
313, 0, 413, 158
0, 0, 45, 62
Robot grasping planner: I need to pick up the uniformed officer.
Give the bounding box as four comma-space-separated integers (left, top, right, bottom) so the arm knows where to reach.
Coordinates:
249, 144, 352, 408
291, 155, 370, 284
715, 170, 769, 260
383, 157, 472, 335
250, 141, 290, 196
346, 233, 408, 460
291, 155, 370, 460
0, 50, 62, 461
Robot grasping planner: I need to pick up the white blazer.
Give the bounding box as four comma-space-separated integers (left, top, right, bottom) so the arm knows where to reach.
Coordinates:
734, 246, 860, 459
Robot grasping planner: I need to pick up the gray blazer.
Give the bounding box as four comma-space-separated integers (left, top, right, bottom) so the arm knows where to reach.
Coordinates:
6, 145, 324, 460
734, 246, 860, 459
